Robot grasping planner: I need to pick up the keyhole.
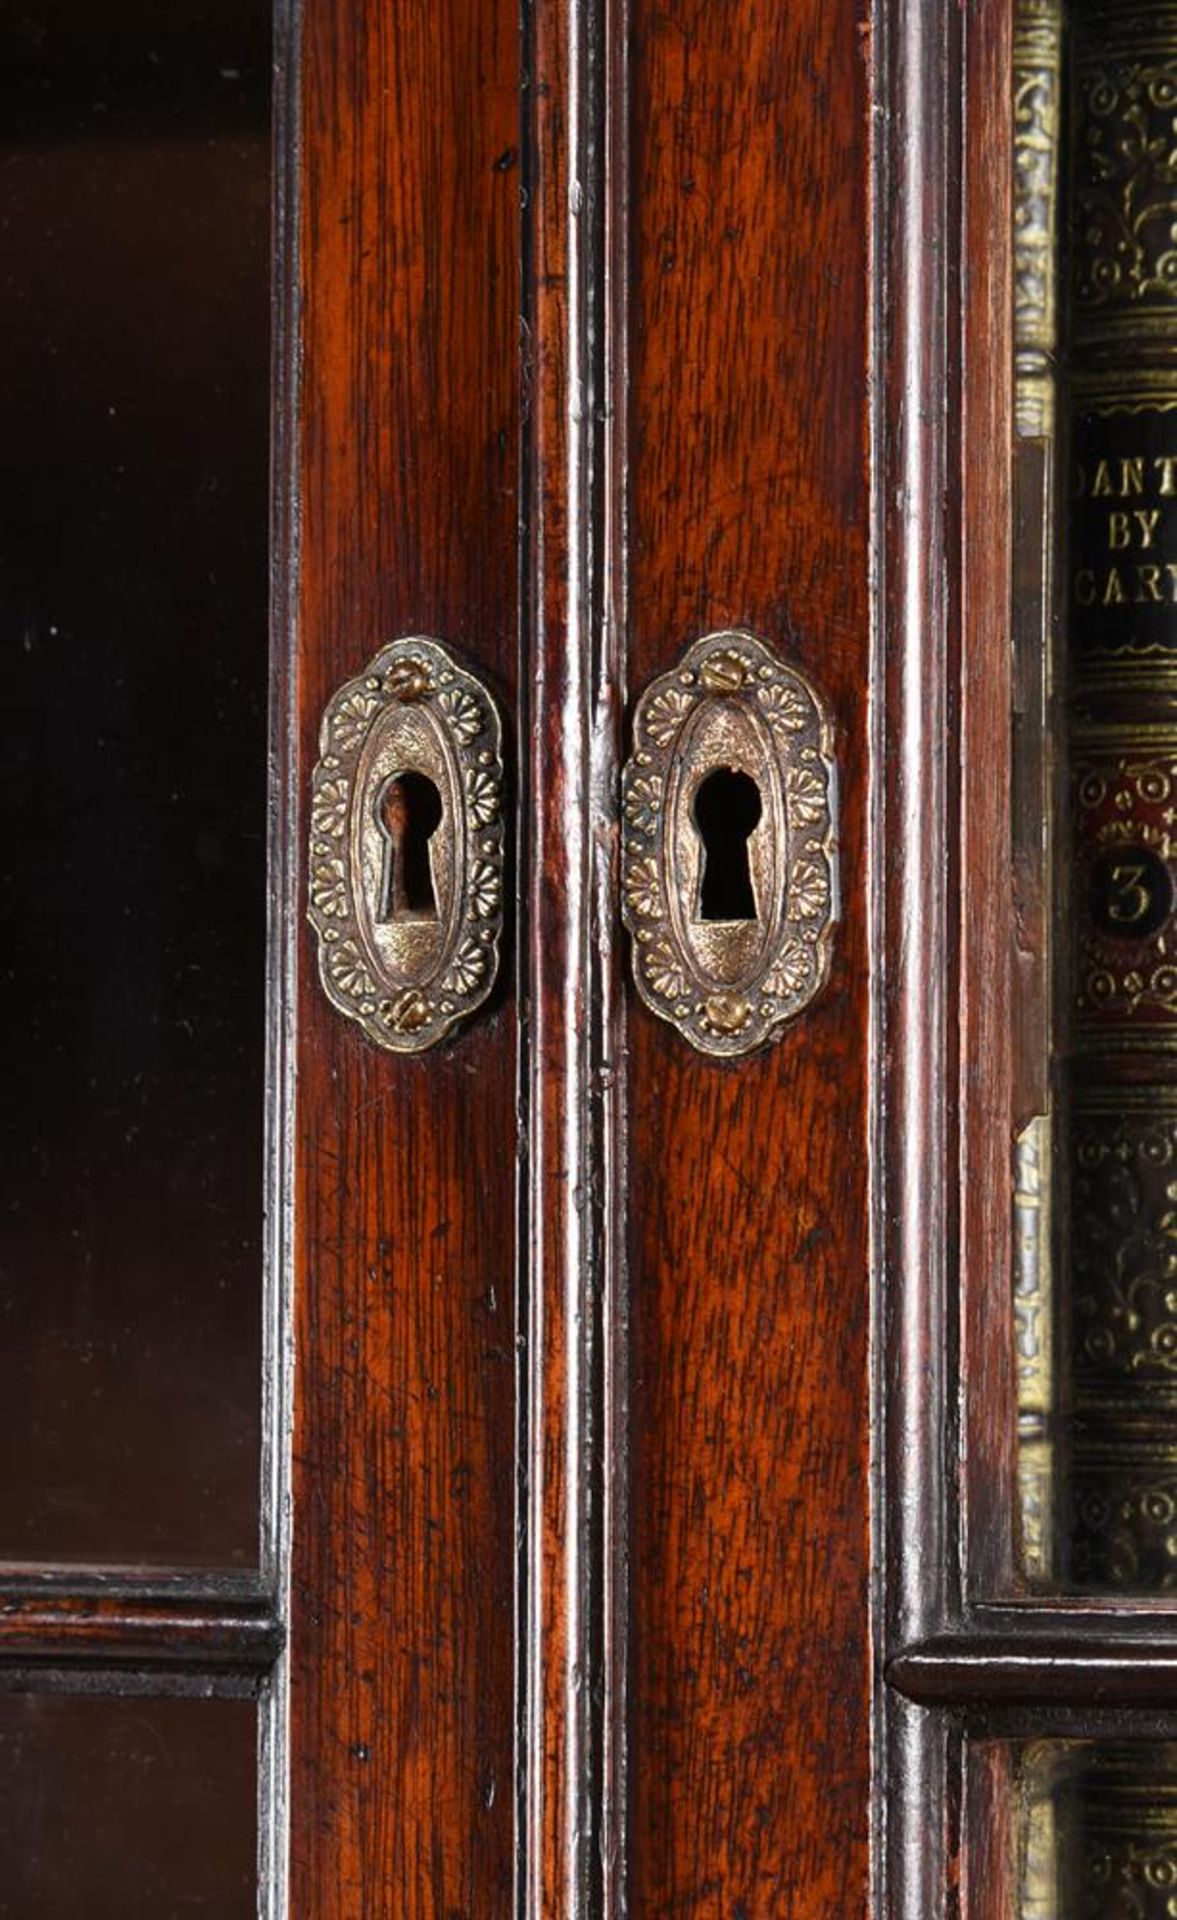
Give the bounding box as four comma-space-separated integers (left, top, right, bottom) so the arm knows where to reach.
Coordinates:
376, 771, 443, 921
692, 767, 762, 921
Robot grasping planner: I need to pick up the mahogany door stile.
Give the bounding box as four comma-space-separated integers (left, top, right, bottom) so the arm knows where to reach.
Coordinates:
289, 0, 521, 1910
876, 0, 1016, 1898
622, 0, 873, 1910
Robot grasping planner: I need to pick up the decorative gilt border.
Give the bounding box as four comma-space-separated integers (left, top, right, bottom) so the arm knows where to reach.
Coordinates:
307, 637, 505, 1053
1072, 728, 1177, 1044
1070, 10, 1177, 340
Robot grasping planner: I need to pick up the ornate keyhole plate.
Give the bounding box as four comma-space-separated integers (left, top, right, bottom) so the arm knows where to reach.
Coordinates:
307, 637, 505, 1053
621, 629, 839, 1057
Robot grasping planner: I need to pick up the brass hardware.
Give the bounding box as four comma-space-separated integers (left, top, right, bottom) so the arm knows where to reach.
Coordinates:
307, 637, 505, 1053
621, 630, 838, 1057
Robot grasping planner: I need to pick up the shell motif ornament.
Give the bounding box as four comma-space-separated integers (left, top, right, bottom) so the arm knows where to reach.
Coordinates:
621, 629, 838, 1057
307, 637, 505, 1053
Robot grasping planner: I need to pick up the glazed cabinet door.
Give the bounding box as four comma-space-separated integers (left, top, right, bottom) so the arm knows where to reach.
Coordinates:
0, 0, 1055, 1911
0, 0, 875, 1909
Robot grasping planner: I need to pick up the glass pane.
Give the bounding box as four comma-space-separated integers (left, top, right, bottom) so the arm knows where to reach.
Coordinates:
0, 1692, 256, 1916
0, 4, 270, 1563
1012, 0, 1177, 1592
1012, 1740, 1177, 1917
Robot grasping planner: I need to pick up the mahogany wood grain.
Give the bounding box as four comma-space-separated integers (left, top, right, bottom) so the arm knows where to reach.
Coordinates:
288, 1, 520, 1910
958, 0, 1017, 1605
0, 1592, 278, 1676
887, 1695, 957, 1920
963, 1739, 1015, 1920
880, 0, 957, 1667
892, 1631, 1177, 1707
518, 0, 622, 1909
623, 1, 872, 1909
876, 6, 967, 1901
519, 0, 582, 1906
875, 0, 1021, 1901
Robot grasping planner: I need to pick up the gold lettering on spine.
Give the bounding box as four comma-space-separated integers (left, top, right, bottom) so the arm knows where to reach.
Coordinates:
1065, 0, 1177, 693
1061, 0, 1177, 1617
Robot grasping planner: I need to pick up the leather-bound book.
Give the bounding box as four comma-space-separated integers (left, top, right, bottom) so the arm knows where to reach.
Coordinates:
1013, 0, 1064, 1584
1062, 0, 1177, 1589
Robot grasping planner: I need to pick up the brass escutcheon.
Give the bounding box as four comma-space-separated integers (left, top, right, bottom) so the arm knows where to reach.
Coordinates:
621, 629, 838, 1056
307, 637, 505, 1053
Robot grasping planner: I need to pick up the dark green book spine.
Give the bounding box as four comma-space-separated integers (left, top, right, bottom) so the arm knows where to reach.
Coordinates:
1063, 0, 1177, 1589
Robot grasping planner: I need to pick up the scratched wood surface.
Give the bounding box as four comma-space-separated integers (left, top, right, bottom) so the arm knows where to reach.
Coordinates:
623, 0, 873, 1910
958, 0, 1016, 1603
289, 0, 520, 1910
517, 0, 605, 1910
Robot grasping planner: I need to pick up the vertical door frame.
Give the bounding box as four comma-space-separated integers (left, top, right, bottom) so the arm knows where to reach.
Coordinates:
878, 0, 1177, 1909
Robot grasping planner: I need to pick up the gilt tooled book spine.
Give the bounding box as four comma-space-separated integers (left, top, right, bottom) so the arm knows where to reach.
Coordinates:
1017, 1742, 1177, 1916
1014, 0, 1064, 1585
1062, 0, 1177, 1590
